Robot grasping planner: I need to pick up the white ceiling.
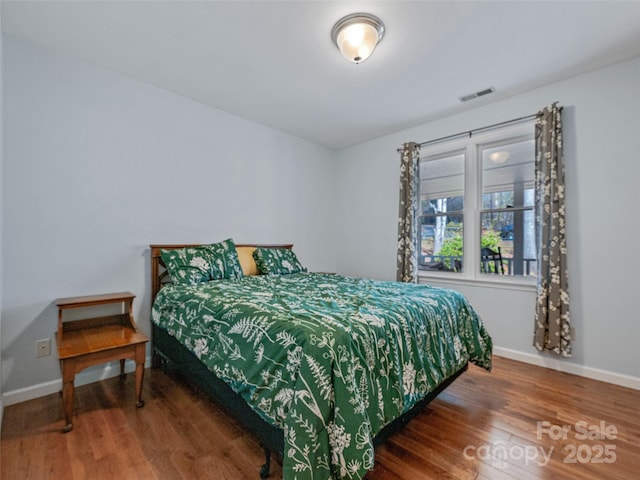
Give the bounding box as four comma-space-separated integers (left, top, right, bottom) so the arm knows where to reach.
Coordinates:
3, 1, 640, 150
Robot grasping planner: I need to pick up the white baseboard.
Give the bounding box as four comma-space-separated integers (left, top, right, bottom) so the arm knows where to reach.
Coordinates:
493, 346, 640, 390
2, 356, 152, 407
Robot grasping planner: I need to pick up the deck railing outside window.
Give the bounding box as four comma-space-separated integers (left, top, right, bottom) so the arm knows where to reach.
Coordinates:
419, 254, 536, 276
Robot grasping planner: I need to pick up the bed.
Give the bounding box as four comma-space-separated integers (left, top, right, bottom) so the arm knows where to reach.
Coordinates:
149, 241, 492, 480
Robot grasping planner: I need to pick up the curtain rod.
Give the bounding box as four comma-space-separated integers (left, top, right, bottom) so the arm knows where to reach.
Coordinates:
397, 112, 538, 152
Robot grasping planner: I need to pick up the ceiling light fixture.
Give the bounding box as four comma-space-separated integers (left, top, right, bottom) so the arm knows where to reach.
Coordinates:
489, 151, 511, 164
331, 13, 385, 64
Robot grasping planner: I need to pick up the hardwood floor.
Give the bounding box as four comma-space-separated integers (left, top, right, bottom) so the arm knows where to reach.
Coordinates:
2, 356, 638, 479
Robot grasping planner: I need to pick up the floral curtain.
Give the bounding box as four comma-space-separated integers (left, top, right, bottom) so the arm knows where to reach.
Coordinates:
396, 142, 420, 282
533, 103, 571, 357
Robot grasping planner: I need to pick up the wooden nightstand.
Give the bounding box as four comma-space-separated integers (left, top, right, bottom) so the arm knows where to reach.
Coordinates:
55, 292, 149, 432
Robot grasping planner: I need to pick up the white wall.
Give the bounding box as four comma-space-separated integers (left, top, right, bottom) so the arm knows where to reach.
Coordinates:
335, 56, 640, 385
3, 35, 639, 405
0, 12, 4, 420
1, 36, 337, 398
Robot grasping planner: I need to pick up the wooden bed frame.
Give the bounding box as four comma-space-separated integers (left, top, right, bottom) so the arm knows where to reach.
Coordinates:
149, 243, 467, 479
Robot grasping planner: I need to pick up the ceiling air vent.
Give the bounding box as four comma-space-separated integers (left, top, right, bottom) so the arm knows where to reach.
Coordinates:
459, 87, 495, 103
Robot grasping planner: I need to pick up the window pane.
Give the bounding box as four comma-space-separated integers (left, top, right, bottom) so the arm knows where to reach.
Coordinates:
419, 214, 463, 272
482, 140, 534, 208
420, 154, 464, 212
481, 137, 535, 277
480, 210, 537, 277
419, 152, 465, 273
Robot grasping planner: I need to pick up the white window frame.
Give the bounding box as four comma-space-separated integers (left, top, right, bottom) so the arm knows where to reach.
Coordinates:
417, 121, 536, 290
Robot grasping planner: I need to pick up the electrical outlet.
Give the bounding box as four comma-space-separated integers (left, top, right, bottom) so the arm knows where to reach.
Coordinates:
36, 338, 51, 357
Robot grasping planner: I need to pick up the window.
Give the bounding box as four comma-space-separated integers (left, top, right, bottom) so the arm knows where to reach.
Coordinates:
419, 152, 465, 272
418, 122, 536, 280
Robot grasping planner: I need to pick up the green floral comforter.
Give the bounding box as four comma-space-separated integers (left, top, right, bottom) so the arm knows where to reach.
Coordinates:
151, 273, 492, 480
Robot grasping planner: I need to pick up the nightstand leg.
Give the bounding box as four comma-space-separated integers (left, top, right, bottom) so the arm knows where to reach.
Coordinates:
134, 344, 145, 408
119, 359, 126, 379
61, 361, 75, 432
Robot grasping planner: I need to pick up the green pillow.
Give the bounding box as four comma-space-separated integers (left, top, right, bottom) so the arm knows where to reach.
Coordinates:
207, 238, 244, 280
160, 246, 215, 285
253, 247, 306, 275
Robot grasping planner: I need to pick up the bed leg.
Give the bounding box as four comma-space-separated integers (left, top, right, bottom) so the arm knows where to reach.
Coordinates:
151, 348, 161, 368
259, 447, 271, 479
152, 348, 169, 373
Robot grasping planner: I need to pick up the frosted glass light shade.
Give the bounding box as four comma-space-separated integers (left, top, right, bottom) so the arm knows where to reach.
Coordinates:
489, 151, 511, 164
331, 13, 385, 64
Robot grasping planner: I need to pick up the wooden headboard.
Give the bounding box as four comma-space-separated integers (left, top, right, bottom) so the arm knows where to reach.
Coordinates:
149, 243, 293, 302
